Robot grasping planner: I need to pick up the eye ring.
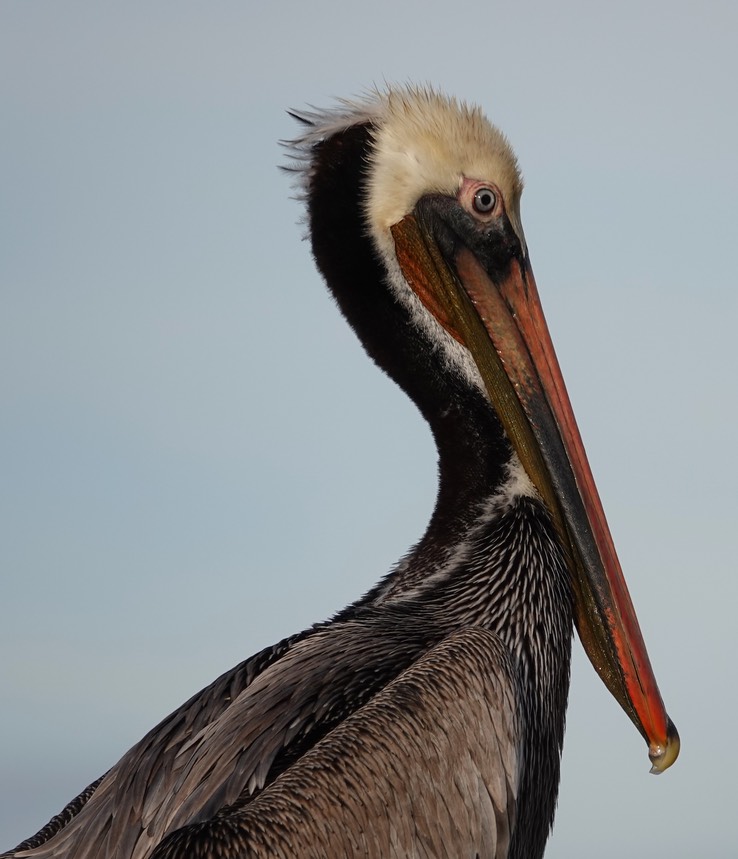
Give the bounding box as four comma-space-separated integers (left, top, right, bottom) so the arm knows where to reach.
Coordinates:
472, 187, 497, 214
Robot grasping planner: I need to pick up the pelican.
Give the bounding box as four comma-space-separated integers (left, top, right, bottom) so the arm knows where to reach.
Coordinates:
4, 86, 678, 859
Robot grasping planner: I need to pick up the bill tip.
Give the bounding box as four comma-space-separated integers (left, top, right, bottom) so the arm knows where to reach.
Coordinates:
648, 718, 680, 774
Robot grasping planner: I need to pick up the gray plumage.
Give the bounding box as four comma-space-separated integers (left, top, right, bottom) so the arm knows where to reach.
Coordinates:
153, 629, 520, 859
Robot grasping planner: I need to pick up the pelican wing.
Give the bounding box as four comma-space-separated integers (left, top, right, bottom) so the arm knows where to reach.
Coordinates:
151, 627, 520, 859
11, 624, 518, 859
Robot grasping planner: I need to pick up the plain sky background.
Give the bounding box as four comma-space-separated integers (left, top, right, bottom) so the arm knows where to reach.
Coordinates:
2, 1, 736, 856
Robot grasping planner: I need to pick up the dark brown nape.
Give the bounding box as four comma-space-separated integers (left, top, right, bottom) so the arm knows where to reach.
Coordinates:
304, 122, 512, 537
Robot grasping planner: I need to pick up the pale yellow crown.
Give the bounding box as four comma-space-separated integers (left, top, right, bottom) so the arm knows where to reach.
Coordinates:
365, 86, 526, 252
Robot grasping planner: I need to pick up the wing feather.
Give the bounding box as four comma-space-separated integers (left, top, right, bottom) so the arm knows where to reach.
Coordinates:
9, 622, 519, 858
152, 627, 520, 859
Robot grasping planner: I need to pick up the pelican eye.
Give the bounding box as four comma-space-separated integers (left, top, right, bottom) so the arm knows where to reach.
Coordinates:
472, 187, 497, 214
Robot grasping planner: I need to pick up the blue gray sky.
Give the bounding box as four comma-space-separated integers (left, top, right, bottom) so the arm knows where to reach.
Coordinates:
2, 2, 736, 856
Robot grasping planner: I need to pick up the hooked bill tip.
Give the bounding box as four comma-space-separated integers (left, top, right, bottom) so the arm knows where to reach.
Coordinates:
648, 718, 680, 774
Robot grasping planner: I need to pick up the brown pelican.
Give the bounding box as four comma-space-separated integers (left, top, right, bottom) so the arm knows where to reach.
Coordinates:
4, 86, 678, 859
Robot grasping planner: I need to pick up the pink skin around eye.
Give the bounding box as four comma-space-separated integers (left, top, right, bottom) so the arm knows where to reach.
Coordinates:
457, 177, 504, 218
